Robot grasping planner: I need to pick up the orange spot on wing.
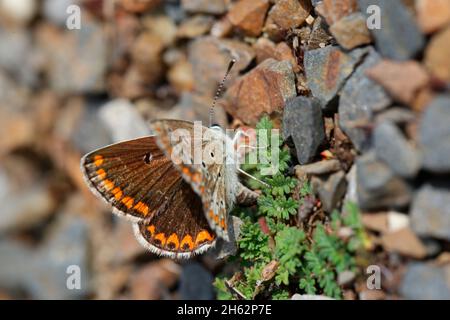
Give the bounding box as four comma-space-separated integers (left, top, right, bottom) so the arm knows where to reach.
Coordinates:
112, 187, 123, 201
154, 233, 167, 246
182, 167, 190, 176
134, 201, 149, 216
213, 214, 219, 224
195, 230, 214, 245
181, 235, 194, 251
192, 173, 201, 183
199, 186, 205, 194
103, 179, 114, 191
121, 196, 134, 209
208, 210, 214, 219
94, 155, 104, 167
220, 218, 226, 229
167, 233, 180, 250
96, 169, 106, 180
147, 225, 155, 236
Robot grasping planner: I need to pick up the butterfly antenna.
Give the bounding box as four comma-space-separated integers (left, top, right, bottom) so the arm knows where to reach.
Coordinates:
209, 59, 236, 127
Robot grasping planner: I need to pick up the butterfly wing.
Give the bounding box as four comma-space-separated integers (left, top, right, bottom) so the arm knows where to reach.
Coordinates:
80, 136, 216, 258
150, 120, 236, 241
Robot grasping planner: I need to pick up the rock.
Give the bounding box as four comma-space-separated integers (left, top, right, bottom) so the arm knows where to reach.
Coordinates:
315, 0, 358, 25
264, 0, 312, 40
228, 0, 269, 37
374, 107, 415, 125
291, 294, 334, 300
400, 262, 450, 299
305, 45, 368, 110
0, 181, 56, 233
416, 0, 450, 34
366, 60, 430, 105
112, 220, 146, 264
142, 14, 177, 47
254, 38, 299, 72
338, 270, 356, 286
381, 228, 427, 259
329, 13, 372, 50
358, 290, 386, 300
36, 19, 107, 94
167, 58, 194, 93
338, 48, 392, 152
177, 15, 214, 39
43, 0, 80, 26
179, 262, 214, 300
424, 26, 450, 83
312, 170, 347, 212
30, 212, 90, 299
356, 152, 412, 211
210, 16, 233, 38
98, 99, 151, 143
225, 58, 296, 125
343, 164, 357, 204
387, 211, 410, 233
282, 96, 325, 164
120, 0, 161, 13
130, 259, 180, 300
295, 159, 341, 177
0, 0, 37, 24
419, 95, 450, 173
410, 183, 450, 241
181, 0, 227, 15
358, 0, 425, 60
362, 213, 389, 233
373, 121, 421, 178
188, 36, 255, 96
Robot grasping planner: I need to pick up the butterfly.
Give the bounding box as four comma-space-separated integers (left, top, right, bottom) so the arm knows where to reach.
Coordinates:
80, 119, 258, 259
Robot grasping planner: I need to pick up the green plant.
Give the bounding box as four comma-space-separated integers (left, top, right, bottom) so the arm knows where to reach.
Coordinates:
214, 117, 366, 300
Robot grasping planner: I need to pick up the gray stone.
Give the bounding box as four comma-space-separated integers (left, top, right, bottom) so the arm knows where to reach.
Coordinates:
43, 0, 80, 26
305, 46, 368, 110
0, 240, 32, 292
400, 262, 450, 299
312, 171, 347, 213
419, 95, 450, 173
295, 159, 341, 176
283, 96, 325, 164
339, 48, 392, 151
410, 183, 450, 241
181, 0, 227, 15
99, 99, 151, 143
356, 152, 412, 211
373, 121, 421, 178
359, 0, 425, 60
375, 107, 415, 125
179, 262, 214, 300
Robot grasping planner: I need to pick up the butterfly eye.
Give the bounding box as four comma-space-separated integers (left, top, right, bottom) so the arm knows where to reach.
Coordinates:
143, 153, 153, 164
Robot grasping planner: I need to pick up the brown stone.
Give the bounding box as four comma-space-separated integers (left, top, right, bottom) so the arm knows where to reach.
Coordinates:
168, 59, 194, 93
381, 228, 427, 259
182, 0, 228, 15
120, 0, 161, 13
224, 58, 296, 125
210, 16, 233, 38
228, 0, 269, 37
177, 15, 214, 39
265, 0, 312, 39
424, 26, 450, 82
416, 0, 450, 34
366, 60, 430, 105
361, 213, 389, 234
329, 13, 372, 50
254, 38, 299, 72
316, 0, 358, 26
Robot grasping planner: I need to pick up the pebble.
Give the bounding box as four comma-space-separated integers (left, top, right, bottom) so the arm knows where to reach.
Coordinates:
361, 213, 389, 233
291, 294, 334, 300
366, 60, 430, 105
305, 45, 368, 110
315, 0, 358, 26
120, 0, 161, 13
181, 0, 228, 15
338, 270, 356, 286
387, 211, 410, 233
381, 227, 427, 259
410, 183, 450, 241
254, 38, 299, 72
400, 262, 450, 299
338, 48, 392, 152
419, 95, 450, 173
282, 96, 325, 164
179, 262, 214, 300
228, 0, 269, 37
329, 13, 372, 50
416, 0, 450, 34
358, 0, 425, 61
177, 15, 214, 39
264, 0, 312, 40
0, 0, 37, 24
98, 99, 151, 143
43, 0, 79, 26
295, 159, 341, 177
424, 26, 450, 83
312, 170, 347, 212
225, 58, 296, 125
374, 107, 416, 125
373, 121, 421, 178
356, 152, 412, 211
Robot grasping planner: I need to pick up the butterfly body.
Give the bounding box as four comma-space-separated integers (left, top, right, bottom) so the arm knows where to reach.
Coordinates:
80, 120, 253, 259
